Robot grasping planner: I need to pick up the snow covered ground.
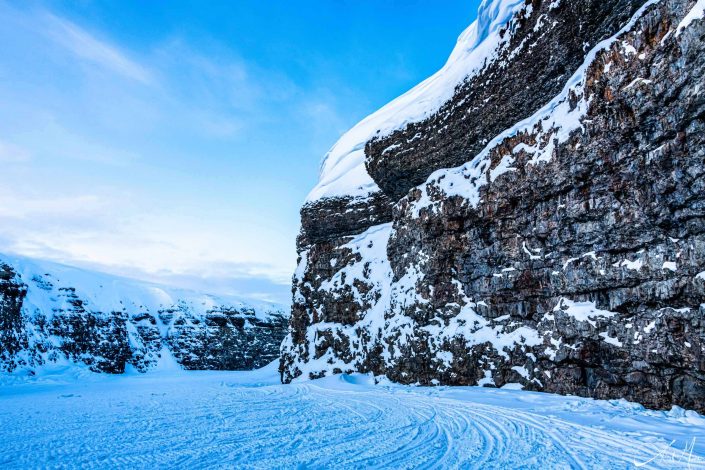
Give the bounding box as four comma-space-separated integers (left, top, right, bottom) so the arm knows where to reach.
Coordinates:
1, 365, 703, 469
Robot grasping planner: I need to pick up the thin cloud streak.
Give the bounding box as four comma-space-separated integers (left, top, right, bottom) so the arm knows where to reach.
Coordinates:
0, 139, 31, 163
42, 12, 152, 84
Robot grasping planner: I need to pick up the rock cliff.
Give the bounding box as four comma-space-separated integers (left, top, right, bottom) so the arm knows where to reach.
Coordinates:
0, 254, 288, 374
281, 0, 705, 413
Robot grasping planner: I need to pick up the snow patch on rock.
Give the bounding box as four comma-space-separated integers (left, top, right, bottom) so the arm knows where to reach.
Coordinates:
409, 0, 661, 216
677, 0, 705, 36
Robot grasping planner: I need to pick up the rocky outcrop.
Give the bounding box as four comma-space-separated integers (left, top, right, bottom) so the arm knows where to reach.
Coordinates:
167, 306, 290, 371
0, 264, 28, 369
299, 192, 393, 246
366, 0, 648, 201
282, 0, 705, 413
0, 255, 288, 374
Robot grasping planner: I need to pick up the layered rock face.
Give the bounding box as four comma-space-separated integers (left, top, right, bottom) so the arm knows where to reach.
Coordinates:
366, 0, 647, 201
0, 255, 288, 374
281, 0, 705, 412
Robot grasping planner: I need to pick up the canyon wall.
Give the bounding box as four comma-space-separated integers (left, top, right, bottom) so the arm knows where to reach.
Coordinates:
0, 254, 288, 374
281, 0, 705, 412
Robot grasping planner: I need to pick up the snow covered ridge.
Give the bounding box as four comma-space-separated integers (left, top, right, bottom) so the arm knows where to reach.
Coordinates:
678, 0, 705, 33
306, 0, 528, 202
0, 253, 289, 374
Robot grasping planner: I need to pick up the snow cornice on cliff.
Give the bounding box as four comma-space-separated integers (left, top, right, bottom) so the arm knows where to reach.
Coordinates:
306, 0, 528, 203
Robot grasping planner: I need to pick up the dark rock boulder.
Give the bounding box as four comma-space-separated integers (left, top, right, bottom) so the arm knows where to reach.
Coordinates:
0, 263, 28, 369
299, 191, 393, 246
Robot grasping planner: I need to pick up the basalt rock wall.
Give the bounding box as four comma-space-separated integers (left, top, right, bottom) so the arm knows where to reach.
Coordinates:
281, 0, 705, 413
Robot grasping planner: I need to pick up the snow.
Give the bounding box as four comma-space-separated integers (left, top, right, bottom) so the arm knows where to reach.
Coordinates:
501, 382, 524, 390
662, 261, 677, 271
677, 0, 705, 36
287, 220, 548, 379
548, 0, 562, 10
619, 258, 645, 271
512, 365, 531, 380
624, 77, 653, 90
478, 368, 495, 386
0, 252, 287, 374
284, 223, 394, 379
599, 332, 624, 348
523, 241, 542, 260
553, 298, 617, 327
306, 0, 529, 202
419, 282, 543, 362
563, 257, 580, 270
409, 0, 661, 217
1, 365, 703, 468
0, 252, 285, 323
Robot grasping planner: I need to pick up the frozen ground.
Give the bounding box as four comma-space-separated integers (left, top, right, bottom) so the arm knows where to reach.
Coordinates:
1, 364, 703, 469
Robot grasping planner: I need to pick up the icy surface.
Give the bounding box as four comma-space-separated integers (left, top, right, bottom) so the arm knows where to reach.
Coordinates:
306, 0, 527, 202
1, 365, 703, 468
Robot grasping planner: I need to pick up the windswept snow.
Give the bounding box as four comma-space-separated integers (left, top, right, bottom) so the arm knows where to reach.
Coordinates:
1, 365, 703, 468
306, 0, 528, 202
677, 0, 705, 36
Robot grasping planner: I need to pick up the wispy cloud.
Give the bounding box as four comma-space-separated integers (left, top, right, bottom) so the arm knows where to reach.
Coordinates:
0, 4, 361, 304
42, 13, 152, 84
0, 183, 294, 302
0, 139, 31, 163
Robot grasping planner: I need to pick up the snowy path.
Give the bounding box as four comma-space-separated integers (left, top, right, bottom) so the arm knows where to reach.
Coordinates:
1, 364, 703, 469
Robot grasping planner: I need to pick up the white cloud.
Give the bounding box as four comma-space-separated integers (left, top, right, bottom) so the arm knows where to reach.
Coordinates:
0, 183, 294, 302
42, 13, 152, 84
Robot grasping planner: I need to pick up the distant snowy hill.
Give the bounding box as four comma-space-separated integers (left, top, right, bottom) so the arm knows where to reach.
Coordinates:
0, 253, 289, 375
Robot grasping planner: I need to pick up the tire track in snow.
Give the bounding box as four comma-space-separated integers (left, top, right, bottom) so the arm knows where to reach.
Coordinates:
0, 372, 700, 469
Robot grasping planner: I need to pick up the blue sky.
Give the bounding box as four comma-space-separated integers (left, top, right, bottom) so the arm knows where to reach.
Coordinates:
0, 0, 480, 303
